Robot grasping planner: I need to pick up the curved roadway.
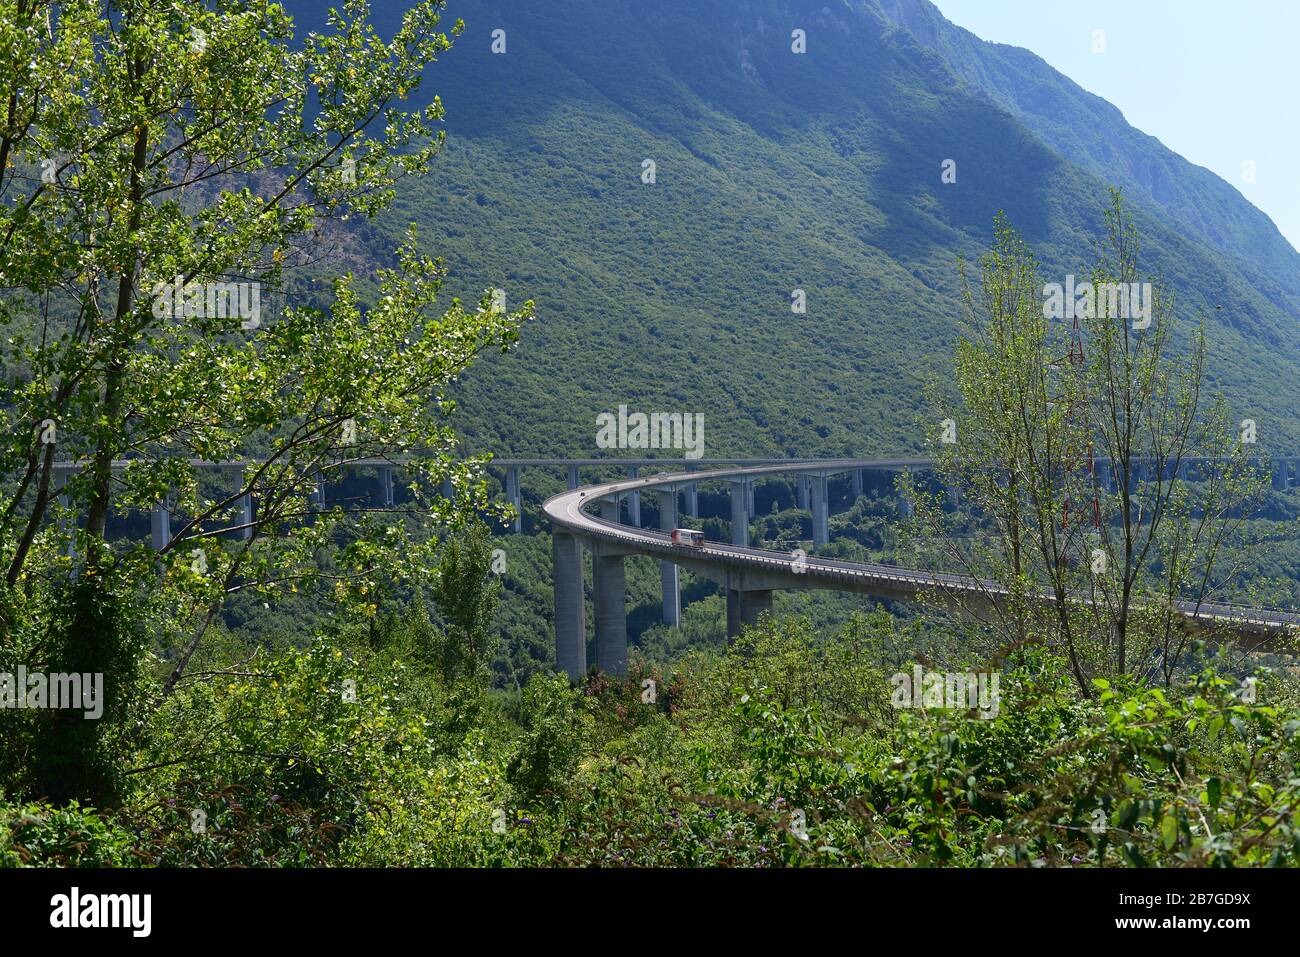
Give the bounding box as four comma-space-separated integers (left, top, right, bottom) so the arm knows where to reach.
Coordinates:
544, 459, 1300, 643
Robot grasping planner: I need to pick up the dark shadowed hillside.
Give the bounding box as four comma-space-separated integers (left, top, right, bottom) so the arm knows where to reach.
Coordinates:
286, 0, 1300, 458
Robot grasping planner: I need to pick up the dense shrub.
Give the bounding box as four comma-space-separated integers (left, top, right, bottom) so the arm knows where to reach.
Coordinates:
1, 798, 137, 867
4, 605, 1297, 868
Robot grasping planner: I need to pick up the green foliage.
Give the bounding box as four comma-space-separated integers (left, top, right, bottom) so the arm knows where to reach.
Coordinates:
310, 0, 1300, 461
4, 601, 1297, 868
0, 578, 151, 804
3, 2, 1299, 871
911, 197, 1266, 696
505, 672, 591, 802
0, 798, 137, 868
129, 624, 519, 865
428, 520, 501, 686
0, 0, 529, 805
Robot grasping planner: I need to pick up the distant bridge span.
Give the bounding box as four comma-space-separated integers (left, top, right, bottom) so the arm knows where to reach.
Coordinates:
44, 453, 1300, 675
543, 460, 1300, 677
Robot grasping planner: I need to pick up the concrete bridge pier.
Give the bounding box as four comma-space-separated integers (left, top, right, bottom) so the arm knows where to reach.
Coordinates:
851, 469, 863, 500
797, 474, 810, 510
378, 466, 395, 508
592, 499, 628, 675
552, 530, 587, 679
54, 470, 75, 558
746, 478, 756, 517
897, 467, 913, 518
151, 496, 171, 551
593, 550, 628, 676
683, 482, 698, 518
626, 466, 641, 526
726, 587, 773, 638
1273, 459, 1290, 491
945, 481, 961, 507
810, 474, 829, 547
567, 465, 580, 490
730, 479, 749, 546
1096, 459, 1115, 493
657, 489, 680, 627
239, 492, 254, 540
506, 466, 522, 533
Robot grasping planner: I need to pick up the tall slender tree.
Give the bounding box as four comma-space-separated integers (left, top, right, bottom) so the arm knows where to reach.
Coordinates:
0, 0, 529, 800
906, 193, 1263, 695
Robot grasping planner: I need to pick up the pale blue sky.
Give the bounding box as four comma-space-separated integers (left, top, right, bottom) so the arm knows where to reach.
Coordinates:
929, 0, 1300, 253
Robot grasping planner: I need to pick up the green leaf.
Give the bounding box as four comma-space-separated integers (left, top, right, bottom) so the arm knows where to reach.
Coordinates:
1160, 813, 1178, 850
1208, 715, 1224, 741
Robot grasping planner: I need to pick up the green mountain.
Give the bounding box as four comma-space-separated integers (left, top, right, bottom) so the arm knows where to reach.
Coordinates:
288, 0, 1300, 458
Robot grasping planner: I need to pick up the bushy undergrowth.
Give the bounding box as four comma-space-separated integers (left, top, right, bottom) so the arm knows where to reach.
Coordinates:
3, 609, 1297, 867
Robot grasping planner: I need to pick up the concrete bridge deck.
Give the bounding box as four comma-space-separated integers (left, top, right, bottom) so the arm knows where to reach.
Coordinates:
543, 461, 1300, 677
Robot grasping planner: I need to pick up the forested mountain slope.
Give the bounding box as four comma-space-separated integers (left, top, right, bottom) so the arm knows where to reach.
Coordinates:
286, 0, 1300, 457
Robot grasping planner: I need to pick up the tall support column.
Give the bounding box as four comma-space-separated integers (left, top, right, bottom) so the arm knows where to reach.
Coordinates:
567, 465, 580, 490
1273, 459, 1290, 491
626, 466, 640, 526
506, 466, 522, 533
54, 469, 68, 528
239, 493, 254, 540
730, 479, 749, 546
593, 553, 627, 675
683, 482, 698, 517
657, 489, 680, 627
552, 530, 587, 679
726, 589, 773, 638
746, 478, 756, 517
797, 474, 810, 509
810, 474, 829, 547
54, 469, 75, 558
743, 589, 773, 630
151, 496, 171, 552
852, 469, 863, 500
593, 499, 628, 675
378, 466, 395, 508
593, 554, 628, 677
898, 468, 913, 517
1096, 459, 1115, 493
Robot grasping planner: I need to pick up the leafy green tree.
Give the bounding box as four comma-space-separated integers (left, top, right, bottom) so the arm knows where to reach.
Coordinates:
429, 519, 500, 686
908, 193, 1263, 695
506, 671, 590, 802
0, 0, 530, 801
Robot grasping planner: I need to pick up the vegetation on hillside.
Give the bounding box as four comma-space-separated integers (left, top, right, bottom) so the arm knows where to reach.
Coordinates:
301, 0, 1300, 458
1, 0, 1297, 870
